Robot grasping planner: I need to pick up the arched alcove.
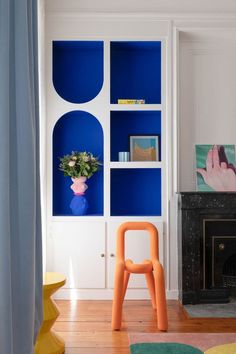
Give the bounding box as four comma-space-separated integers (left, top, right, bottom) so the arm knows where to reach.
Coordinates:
53, 41, 104, 103
53, 111, 104, 216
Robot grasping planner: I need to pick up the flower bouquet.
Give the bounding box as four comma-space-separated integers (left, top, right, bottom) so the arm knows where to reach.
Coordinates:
59, 151, 102, 215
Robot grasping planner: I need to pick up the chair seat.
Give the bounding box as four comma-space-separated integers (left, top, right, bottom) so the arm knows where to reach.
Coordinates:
125, 259, 153, 274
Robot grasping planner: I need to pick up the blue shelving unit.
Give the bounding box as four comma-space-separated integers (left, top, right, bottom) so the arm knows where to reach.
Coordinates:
53, 111, 104, 216
110, 41, 161, 104
110, 110, 161, 161
110, 168, 162, 216
53, 41, 104, 103
52, 39, 163, 218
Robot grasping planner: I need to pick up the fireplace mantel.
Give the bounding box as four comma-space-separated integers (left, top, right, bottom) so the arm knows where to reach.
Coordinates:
178, 192, 236, 304
180, 192, 236, 210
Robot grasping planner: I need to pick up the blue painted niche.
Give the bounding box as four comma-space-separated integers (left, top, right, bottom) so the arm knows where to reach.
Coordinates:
53, 111, 104, 216
110, 168, 161, 216
53, 41, 104, 103
110, 41, 161, 104
110, 110, 161, 161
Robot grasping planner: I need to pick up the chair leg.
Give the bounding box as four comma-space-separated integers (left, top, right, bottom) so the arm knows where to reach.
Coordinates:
111, 262, 125, 330
122, 270, 130, 303
153, 261, 168, 331
145, 271, 156, 310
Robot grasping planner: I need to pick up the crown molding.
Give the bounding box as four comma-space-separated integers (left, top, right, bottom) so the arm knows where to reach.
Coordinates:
45, 0, 236, 15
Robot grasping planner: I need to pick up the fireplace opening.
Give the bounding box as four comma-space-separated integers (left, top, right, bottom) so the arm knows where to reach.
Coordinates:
223, 254, 236, 289
202, 219, 236, 302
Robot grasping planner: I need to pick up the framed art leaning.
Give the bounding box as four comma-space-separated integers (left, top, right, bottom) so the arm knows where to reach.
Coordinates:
130, 135, 160, 161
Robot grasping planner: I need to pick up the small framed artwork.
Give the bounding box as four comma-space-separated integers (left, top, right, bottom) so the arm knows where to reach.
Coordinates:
129, 135, 160, 161
195, 144, 236, 191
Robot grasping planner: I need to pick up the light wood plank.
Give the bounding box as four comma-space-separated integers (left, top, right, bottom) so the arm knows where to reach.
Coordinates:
56, 331, 128, 348
54, 299, 236, 353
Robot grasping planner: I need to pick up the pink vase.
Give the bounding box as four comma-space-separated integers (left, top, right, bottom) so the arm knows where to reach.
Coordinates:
70, 176, 88, 195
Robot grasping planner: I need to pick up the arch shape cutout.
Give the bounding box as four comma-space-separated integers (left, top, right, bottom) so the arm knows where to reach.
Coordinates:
53, 41, 104, 103
53, 111, 104, 216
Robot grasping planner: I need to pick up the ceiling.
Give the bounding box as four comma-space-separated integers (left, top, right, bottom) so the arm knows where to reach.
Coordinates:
45, 0, 236, 14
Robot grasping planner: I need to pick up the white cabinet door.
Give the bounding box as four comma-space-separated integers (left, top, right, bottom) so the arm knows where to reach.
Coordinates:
49, 221, 106, 289
107, 221, 163, 289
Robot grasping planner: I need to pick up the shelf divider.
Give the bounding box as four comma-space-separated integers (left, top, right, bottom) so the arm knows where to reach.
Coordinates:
110, 104, 163, 111
110, 161, 162, 169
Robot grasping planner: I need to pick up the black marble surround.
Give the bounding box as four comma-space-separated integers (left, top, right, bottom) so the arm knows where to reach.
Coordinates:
179, 192, 236, 304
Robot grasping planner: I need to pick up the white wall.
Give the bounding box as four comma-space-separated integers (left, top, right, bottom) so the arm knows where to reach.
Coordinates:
178, 30, 236, 191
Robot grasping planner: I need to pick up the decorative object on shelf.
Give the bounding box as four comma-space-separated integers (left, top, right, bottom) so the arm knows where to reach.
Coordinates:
69, 176, 89, 216
118, 151, 130, 162
196, 144, 236, 192
117, 99, 145, 104
59, 151, 102, 215
130, 135, 160, 161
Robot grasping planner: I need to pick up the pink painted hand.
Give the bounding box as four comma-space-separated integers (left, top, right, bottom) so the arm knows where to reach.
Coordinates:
197, 145, 236, 191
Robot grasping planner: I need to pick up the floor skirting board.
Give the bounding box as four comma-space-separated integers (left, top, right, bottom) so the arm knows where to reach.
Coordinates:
53, 288, 179, 300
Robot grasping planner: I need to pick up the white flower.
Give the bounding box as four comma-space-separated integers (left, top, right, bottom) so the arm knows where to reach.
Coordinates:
68, 160, 75, 167
72, 156, 77, 160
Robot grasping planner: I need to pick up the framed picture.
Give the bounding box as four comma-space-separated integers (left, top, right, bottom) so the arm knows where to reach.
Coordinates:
129, 135, 160, 161
195, 144, 236, 191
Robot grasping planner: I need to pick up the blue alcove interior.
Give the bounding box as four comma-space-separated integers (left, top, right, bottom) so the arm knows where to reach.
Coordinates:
110, 168, 161, 216
53, 111, 104, 216
53, 41, 104, 103
110, 110, 161, 161
110, 41, 161, 104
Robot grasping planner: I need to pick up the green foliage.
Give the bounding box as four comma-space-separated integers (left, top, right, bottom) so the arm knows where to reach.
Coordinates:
59, 151, 102, 178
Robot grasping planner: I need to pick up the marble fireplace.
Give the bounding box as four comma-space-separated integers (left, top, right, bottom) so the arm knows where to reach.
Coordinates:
179, 192, 236, 304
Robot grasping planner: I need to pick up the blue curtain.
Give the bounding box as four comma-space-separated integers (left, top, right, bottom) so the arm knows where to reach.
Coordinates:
0, 0, 43, 353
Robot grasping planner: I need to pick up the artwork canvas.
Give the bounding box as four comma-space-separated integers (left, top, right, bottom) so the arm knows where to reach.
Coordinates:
130, 135, 159, 161
196, 144, 236, 191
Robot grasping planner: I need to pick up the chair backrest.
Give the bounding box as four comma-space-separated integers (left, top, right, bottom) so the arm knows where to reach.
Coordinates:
116, 222, 159, 262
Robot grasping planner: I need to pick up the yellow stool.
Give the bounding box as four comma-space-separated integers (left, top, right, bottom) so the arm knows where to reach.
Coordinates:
35, 272, 66, 354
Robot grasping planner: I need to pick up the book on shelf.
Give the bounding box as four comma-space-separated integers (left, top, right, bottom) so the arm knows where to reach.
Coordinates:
117, 99, 145, 104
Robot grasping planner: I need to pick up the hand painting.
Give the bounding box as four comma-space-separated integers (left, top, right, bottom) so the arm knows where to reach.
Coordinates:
197, 145, 236, 191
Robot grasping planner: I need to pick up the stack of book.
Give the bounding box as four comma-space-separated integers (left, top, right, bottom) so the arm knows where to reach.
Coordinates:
118, 99, 145, 104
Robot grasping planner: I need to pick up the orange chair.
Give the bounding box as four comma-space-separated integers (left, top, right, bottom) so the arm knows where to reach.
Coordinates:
111, 222, 168, 331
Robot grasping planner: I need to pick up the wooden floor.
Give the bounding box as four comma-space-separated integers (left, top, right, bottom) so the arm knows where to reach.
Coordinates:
54, 300, 236, 354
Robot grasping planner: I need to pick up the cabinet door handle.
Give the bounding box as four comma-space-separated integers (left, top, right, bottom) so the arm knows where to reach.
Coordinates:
110, 253, 115, 257
100, 253, 105, 258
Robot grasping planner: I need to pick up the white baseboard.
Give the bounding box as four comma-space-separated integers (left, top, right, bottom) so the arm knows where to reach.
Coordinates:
166, 289, 179, 300
53, 288, 179, 300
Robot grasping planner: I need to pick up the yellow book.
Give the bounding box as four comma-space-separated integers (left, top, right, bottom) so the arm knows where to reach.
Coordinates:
118, 99, 145, 104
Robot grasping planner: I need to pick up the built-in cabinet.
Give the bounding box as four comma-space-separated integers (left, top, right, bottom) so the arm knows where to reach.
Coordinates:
51, 222, 106, 289
45, 16, 169, 299
50, 220, 163, 292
